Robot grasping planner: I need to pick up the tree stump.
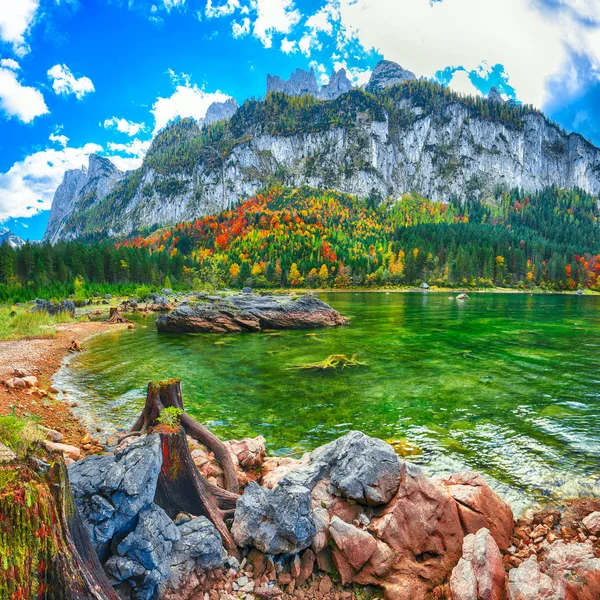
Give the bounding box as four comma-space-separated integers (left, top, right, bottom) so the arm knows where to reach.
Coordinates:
0, 454, 118, 599
107, 307, 133, 324
154, 427, 239, 557
129, 379, 240, 494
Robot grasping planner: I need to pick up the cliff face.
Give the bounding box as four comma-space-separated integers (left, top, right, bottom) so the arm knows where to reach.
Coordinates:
44, 154, 125, 244
45, 77, 600, 242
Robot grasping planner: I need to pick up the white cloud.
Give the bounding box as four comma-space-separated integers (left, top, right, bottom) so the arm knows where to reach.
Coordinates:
280, 37, 297, 53
329, 0, 600, 108
151, 82, 230, 133
48, 64, 95, 99
252, 0, 301, 48
232, 17, 250, 38
0, 58, 19, 70
49, 132, 69, 147
0, 0, 39, 56
447, 70, 482, 97
0, 64, 48, 123
105, 139, 151, 171
0, 143, 102, 221
162, 0, 186, 12
205, 0, 240, 18
103, 116, 146, 136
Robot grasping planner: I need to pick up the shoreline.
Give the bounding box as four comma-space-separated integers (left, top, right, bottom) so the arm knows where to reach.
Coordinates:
0, 317, 127, 449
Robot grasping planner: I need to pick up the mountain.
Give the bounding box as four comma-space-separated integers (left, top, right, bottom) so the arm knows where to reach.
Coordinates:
44, 154, 126, 244
203, 98, 239, 125
266, 67, 352, 100
0, 228, 24, 248
45, 62, 600, 242
365, 60, 416, 92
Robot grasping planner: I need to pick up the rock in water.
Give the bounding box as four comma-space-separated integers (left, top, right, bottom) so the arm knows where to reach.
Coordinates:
450, 528, 507, 600
155, 293, 348, 333
365, 59, 416, 92
68, 434, 163, 559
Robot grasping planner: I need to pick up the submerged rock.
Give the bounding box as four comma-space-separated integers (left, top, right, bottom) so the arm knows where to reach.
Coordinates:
156, 293, 348, 333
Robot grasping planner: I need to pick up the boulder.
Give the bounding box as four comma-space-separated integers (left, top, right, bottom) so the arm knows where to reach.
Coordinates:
329, 516, 377, 578
441, 472, 514, 551
32, 298, 76, 315
507, 556, 562, 600
5, 377, 27, 389
232, 480, 316, 554
68, 434, 162, 559
227, 436, 266, 469
261, 454, 310, 489
104, 503, 180, 600
450, 528, 507, 600
582, 511, 600, 535
156, 293, 348, 333
542, 541, 600, 599
161, 515, 226, 594
280, 430, 401, 506
43, 440, 81, 461
363, 462, 464, 598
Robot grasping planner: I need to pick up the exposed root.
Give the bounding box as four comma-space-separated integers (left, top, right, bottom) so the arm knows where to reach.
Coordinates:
286, 353, 366, 371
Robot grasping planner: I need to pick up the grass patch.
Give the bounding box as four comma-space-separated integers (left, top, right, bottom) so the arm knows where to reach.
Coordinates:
0, 413, 43, 458
0, 306, 77, 341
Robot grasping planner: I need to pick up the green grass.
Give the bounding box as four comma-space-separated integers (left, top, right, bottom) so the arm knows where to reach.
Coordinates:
0, 306, 77, 341
0, 413, 43, 458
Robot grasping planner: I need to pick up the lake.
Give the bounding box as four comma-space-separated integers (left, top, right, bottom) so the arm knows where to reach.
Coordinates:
54, 292, 600, 512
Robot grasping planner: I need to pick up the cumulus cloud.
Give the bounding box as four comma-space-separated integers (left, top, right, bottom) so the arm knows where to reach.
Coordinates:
323, 0, 600, 108
49, 132, 69, 147
0, 58, 19, 70
232, 17, 250, 38
105, 139, 151, 171
252, 0, 300, 48
103, 116, 146, 136
0, 0, 39, 56
447, 70, 482, 97
0, 143, 102, 221
151, 81, 231, 133
205, 0, 240, 19
48, 64, 95, 99
0, 62, 48, 123
280, 37, 297, 53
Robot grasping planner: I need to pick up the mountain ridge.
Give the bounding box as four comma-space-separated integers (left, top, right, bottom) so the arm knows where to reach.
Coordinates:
44, 61, 600, 243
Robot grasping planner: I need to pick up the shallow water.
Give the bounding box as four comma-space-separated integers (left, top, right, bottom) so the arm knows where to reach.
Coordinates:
55, 292, 600, 512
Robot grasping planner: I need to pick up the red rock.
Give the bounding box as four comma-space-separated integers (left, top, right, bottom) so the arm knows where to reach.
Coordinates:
318, 575, 333, 595
247, 549, 268, 577
315, 548, 334, 575
440, 472, 514, 552
542, 541, 600, 599
450, 528, 507, 600
329, 516, 377, 571
43, 440, 81, 460
291, 554, 301, 579
5, 377, 26, 389
261, 454, 310, 489
226, 436, 266, 469
507, 556, 561, 600
278, 573, 292, 585
364, 462, 464, 598
297, 549, 316, 586
582, 512, 600, 536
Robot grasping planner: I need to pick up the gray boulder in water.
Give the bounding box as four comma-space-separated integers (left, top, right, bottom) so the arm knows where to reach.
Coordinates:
68, 434, 163, 560
156, 293, 348, 333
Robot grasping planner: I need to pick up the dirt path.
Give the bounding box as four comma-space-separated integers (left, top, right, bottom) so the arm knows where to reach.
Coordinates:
0, 320, 127, 449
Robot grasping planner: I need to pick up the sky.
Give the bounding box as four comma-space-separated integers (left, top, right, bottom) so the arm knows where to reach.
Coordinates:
1, 0, 600, 240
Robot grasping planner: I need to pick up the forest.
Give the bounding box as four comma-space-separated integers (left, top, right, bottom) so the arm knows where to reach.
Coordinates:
1, 185, 599, 303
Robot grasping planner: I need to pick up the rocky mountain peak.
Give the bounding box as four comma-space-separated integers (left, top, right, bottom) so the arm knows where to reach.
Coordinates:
204, 98, 239, 125
267, 67, 320, 97
365, 59, 416, 92
487, 86, 505, 103
320, 68, 353, 100
0, 228, 25, 248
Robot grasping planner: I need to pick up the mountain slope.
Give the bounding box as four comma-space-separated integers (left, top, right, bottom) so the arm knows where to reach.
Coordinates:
47, 74, 600, 242
0, 228, 24, 248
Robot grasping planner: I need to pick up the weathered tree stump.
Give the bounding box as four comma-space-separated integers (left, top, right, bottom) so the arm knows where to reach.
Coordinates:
129, 379, 240, 494
154, 427, 239, 557
107, 307, 133, 324
0, 454, 118, 599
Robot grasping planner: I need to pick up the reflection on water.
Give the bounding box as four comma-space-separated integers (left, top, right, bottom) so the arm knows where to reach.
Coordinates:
54, 292, 600, 513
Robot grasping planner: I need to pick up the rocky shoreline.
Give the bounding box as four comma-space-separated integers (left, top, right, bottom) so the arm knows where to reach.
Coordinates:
64, 425, 600, 600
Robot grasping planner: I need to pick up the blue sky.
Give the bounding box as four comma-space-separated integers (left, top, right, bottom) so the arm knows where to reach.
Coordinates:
1, 0, 600, 240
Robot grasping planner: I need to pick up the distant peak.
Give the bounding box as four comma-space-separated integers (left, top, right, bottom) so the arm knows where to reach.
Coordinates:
487, 86, 505, 103
266, 66, 352, 100
365, 59, 416, 92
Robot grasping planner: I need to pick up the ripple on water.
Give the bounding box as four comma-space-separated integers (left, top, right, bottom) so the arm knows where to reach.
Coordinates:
54, 292, 600, 513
